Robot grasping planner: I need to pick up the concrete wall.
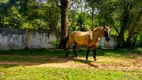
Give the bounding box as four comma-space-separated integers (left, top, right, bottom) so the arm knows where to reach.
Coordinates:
0, 28, 118, 50
98, 35, 118, 49
0, 28, 56, 50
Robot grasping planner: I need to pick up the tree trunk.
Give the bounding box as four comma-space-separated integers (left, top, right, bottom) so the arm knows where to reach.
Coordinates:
118, 2, 132, 48
59, 0, 68, 49
118, 30, 125, 48
140, 34, 142, 47
125, 32, 133, 48
126, 32, 139, 49
79, 0, 84, 31
126, 6, 142, 48
91, 6, 94, 29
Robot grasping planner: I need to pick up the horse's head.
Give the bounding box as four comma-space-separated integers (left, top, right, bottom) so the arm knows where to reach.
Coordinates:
103, 25, 112, 41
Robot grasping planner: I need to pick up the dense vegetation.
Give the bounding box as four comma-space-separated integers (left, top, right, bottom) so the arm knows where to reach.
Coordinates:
0, 0, 142, 48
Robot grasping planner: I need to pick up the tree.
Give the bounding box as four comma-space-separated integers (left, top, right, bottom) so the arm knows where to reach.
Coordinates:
117, 0, 132, 47
1, 0, 142, 49
87, 0, 102, 28
125, 0, 142, 48
59, 0, 68, 49
118, 0, 142, 48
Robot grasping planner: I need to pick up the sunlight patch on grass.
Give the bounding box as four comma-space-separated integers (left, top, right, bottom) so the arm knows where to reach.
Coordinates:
0, 66, 141, 80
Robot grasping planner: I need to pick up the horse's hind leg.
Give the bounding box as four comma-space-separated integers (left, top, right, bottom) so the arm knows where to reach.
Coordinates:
66, 44, 70, 58
66, 40, 73, 58
93, 45, 97, 61
86, 46, 90, 62
73, 42, 78, 57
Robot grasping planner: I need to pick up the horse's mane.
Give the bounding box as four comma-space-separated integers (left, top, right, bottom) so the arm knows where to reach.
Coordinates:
93, 26, 104, 31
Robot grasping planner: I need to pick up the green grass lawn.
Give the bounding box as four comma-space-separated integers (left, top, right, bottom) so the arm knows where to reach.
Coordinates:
0, 48, 142, 80
0, 66, 141, 80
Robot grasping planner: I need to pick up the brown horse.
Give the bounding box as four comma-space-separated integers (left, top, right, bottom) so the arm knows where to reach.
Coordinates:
66, 25, 112, 61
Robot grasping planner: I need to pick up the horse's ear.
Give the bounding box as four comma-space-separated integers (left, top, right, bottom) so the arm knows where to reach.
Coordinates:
109, 25, 112, 29
91, 27, 94, 31
103, 25, 106, 29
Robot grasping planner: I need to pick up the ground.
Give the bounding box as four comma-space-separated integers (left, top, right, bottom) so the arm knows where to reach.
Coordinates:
0, 49, 141, 70
1, 55, 141, 70
0, 48, 142, 80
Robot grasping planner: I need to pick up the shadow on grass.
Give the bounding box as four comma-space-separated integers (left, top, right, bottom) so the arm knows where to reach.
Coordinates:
72, 58, 99, 68
0, 48, 141, 68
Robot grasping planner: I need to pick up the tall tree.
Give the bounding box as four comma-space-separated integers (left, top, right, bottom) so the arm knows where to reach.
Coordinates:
125, 0, 142, 48
118, 0, 132, 47
87, 0, 99, 28
59, 0, 68, 49
118, 0, 142, 48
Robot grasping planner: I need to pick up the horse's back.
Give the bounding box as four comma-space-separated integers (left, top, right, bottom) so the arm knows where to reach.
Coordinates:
69, 31, 78, 39
69, 31, 92, 45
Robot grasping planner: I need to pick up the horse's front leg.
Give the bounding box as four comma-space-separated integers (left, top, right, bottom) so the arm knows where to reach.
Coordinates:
66, 43, 71, 58
73, 42, 78, 57
66, 46, 69, 58
93, 45, 97, 61
86, 46, 90, 62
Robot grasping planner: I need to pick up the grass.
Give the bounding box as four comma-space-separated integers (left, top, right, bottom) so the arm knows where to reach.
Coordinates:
0, 48, 140, 63
0, 48, 142, 80
0, 66, 141, 80
0, 48, 141, 57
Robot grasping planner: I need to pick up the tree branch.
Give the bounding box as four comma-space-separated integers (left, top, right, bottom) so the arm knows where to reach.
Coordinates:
55, 0, 61, 8
113, 26, 120, 35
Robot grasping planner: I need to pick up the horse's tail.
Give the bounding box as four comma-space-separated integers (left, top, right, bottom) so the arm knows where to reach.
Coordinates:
59, 35, 69, 50
64, 35, 69, 48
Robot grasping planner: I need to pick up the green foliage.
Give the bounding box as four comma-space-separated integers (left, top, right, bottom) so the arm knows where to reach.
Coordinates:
0, 0, 60, 31
50, 40, 60, 47
0, 0, 142, 48
0, 0, 8, 2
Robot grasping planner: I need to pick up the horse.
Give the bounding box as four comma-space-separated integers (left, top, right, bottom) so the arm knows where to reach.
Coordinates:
65, 25, 112, 61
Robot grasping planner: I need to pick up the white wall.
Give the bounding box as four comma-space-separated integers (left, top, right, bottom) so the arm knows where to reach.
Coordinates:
98, 35, 118, 49
0, 28, 118, 50
0, 28, 56, 50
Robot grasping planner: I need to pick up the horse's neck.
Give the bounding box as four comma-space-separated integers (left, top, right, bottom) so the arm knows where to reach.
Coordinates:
89, 31, 93, 40
92, 28, 104, 40
99, 29, 104, 37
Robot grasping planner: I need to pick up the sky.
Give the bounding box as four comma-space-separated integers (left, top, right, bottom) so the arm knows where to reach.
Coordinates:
36, 0, 47, 3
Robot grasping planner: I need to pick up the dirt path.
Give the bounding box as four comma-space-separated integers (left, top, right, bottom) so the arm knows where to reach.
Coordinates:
37, 57, 142, 70
0, 55, 142, 70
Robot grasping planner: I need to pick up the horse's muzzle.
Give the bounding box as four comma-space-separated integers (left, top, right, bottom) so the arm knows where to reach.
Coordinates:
106, 38, 110, 41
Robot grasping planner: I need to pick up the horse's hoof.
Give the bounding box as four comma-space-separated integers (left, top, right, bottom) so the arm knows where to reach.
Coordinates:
74, 57, 78, 59
75, 55, 78, 57
65, 57, 69, 59
86, 60, 90, 63
94, 58, 97, 61
74, 56, 78, 58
